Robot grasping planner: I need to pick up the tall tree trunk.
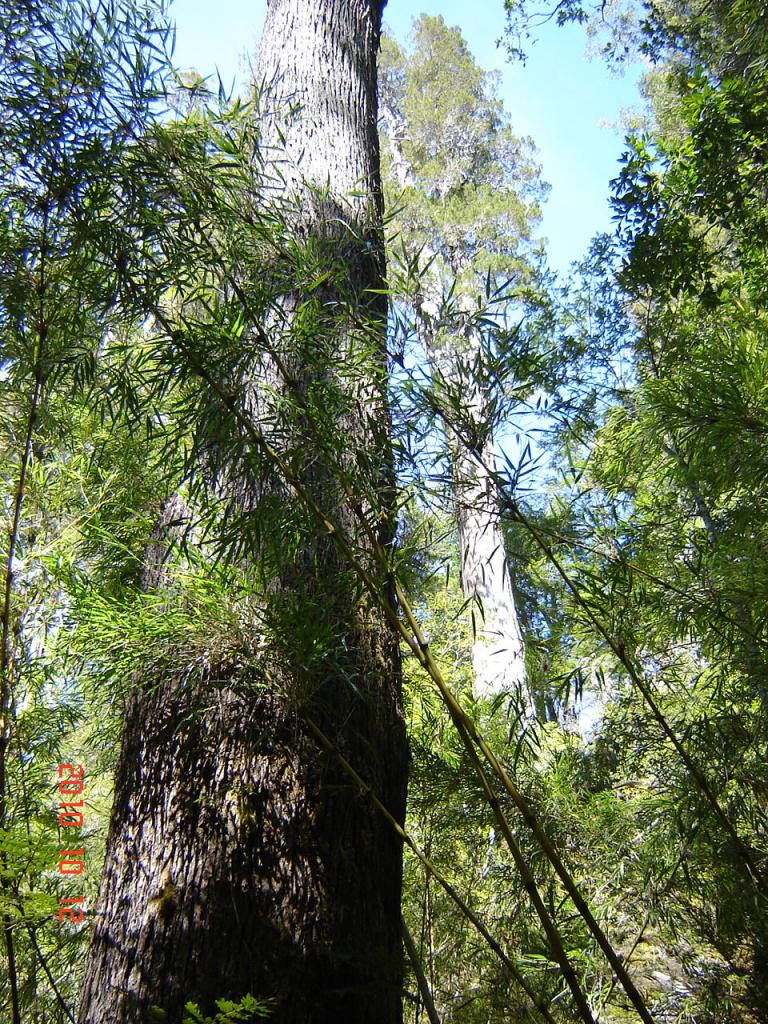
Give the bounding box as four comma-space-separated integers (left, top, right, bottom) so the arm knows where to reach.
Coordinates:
422, 303, 528, 706
380, 106, 529, 709
453, 430, 528, 705
78, 3, 407, 1022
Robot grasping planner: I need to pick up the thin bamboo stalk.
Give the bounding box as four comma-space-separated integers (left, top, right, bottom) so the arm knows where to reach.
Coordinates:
402, 917, 442, 1024
160, 325, 600, 1024
505, 501, 767, 894
427, 368, 766, 897
119, 182, 645, 1022
0, 311, 45, 1024
304, 716, 558, 1024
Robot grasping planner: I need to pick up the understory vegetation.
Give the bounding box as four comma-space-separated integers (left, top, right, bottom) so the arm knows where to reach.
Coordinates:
1, 0, 766, 1021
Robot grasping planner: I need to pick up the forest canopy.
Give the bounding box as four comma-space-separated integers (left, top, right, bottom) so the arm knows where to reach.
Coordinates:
1, 0, 767, 1022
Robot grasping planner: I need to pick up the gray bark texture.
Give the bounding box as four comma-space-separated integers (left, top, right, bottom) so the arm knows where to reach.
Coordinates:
424, 303, 528, 707
380, 110, 529, 709
78, 2, 407, 1022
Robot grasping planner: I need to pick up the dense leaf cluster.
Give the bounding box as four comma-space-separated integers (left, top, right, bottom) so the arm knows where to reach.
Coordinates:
2, 2, 768, 1023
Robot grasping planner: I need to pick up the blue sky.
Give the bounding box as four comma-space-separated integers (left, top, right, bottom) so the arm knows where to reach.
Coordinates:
169, 0, 645, 273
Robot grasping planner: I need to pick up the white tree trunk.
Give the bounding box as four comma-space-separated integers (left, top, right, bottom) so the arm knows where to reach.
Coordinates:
382, 108, 530, 709
424, 311, 529, 706
454, 443, 528, 702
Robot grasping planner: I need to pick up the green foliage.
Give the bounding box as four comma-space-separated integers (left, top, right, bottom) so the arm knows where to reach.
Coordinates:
381, 14, 547, 289
615, 67, 768, 305
0, 1, 175, 1020
389, 4, 768, 1022
181, 994, 271, 1023
2, 1, 768, 1023
510, 2, 768, 1017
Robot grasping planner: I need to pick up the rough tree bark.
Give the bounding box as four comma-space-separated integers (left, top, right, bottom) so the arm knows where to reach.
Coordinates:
78, 3, 407, 1022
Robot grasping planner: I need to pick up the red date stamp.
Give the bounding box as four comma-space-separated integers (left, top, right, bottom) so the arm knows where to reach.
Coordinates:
57, 763, 85, 923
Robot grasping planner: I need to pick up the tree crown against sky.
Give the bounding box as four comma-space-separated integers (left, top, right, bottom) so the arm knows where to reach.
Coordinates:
1, 1, 768, 1022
